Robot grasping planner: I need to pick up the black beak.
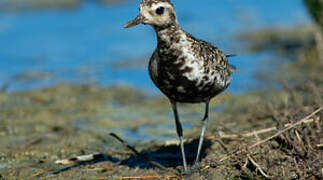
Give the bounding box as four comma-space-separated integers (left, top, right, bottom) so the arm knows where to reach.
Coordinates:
124, 15, 143, 28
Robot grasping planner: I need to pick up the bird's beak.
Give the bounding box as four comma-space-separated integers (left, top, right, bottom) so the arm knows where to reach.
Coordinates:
124, 15, 143, 28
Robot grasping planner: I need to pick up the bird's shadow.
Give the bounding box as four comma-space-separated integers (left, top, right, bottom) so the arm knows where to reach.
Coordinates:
50, 138, 212, 175
121, 138, 212, 169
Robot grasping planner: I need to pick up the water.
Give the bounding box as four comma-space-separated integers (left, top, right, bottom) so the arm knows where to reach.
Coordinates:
0, 0, 310, 93
0, 0, 313, 144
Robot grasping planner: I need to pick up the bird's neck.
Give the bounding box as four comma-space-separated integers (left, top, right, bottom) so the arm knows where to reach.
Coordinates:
154, 23, 184, 47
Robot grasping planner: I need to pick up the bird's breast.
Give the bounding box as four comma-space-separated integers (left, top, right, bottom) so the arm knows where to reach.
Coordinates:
149, 49, 229, 103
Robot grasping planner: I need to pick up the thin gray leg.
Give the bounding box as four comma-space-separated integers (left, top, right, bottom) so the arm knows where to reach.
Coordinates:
194, 100, 210, 167
170, 101, 188, 172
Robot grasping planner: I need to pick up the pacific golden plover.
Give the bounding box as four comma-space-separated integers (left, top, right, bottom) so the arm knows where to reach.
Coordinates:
124, 0, 235, 172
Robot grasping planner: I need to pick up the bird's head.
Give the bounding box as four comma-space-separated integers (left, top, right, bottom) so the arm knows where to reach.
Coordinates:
124, 0, 177, 28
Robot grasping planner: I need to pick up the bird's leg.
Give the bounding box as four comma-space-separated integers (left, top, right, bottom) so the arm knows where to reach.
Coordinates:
194, 100, 210, 168
170, 101, 188, 172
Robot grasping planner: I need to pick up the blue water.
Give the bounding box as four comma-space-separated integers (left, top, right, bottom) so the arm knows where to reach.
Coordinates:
0, 0, 310, 93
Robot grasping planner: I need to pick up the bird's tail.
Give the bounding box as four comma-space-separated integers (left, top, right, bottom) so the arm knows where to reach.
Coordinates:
226, 54, 236, 58
228, 64, 237, 73
226, 54, 237, 73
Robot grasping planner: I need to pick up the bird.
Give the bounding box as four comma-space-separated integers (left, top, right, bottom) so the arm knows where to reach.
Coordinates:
124, 0, 235, 173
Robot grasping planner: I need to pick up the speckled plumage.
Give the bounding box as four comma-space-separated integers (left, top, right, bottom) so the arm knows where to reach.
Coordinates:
125, 0, 235, 173
149, 25, 233, 103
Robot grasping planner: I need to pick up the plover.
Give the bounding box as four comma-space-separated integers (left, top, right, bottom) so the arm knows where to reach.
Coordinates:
124, 0, 235, 172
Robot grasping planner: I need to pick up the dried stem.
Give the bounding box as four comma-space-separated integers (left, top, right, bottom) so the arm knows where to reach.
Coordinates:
212, 119, 315, 140
118, 176, 180, 179
219, 107, 322, 162
247, 154, 272, 179
249, 107, 322, 149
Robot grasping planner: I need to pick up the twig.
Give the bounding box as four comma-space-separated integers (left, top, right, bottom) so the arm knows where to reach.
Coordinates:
55, 152, 105, 165
317, 144, 323, 148
118, 176, 180, 179
219, 107, 322, 162
249, 107, 322, 149
242, 157, 249, 169
213, 118, 315, 140
109, 133, 181, 176
109, 133, 140, 155
247, 154, 271, 179
252, 130, 261, 142
214, 139, 229, 153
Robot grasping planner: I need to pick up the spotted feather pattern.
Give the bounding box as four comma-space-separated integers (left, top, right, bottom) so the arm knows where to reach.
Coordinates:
141, 0, 234, 103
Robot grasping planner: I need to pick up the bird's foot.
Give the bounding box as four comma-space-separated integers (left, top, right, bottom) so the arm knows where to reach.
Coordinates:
192, 163, 201, 173
180, 164, 201, 176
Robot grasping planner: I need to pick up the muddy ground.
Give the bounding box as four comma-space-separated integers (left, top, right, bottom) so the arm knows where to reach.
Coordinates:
1, 27, 323, 179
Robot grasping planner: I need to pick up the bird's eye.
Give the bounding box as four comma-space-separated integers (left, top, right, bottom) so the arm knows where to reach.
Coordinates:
155, 7, 165, 15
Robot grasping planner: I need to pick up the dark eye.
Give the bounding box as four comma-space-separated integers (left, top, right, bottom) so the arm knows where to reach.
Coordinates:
155, 7, 165, 15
